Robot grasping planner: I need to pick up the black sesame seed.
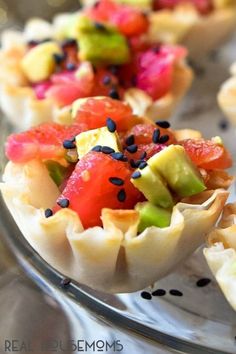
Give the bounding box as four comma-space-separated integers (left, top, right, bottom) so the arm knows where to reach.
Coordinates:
91, 145, 102, 152
219, 119, 229, 131
152, 46, 161, 54
103, 75, 111, 85
106, 117, 116, 133
126, 144, 138, 153
53, 53, 66, 65
108, 65, 119, 75
57, 198, 70, 208
130, 159, 139, 168
152, 128, 160, 144
140, 291, 152, 300
155, 120, 170, 129
125, 134, 135, 146
101, 146, 115, 154
27, 40, 39, 46
66, 63, 76, 71
94, 22, 106, 30
63, 140, 76, 149
109, 177, 124, 186
169, 289, 183, 297
117, 189, 126, 202
60, 277, 71, 288
139, 161, 148, 170
45, 208, 53, 218
131, 171, 141, 179
152, 289, 166, 297
111, 152, 126, 161
61, 38, 77, 48
159, 135, 170, 144
196, 278, 211, 287
109, 88, 120, 100
140, 151, 147, 160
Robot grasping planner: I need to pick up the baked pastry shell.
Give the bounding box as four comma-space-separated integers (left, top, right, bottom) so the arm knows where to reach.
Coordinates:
0, 159, 228, 293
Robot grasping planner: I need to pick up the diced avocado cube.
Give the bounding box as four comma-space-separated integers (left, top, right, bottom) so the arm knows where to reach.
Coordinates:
116, 0, 152, 9
79, 29, 130, 65
135, 201, 171, 233
148, 145, 206, 197
131, 164, 173, 208
45, 161, 68, 187
75, 127, 120, 158
21, 42, 62, 83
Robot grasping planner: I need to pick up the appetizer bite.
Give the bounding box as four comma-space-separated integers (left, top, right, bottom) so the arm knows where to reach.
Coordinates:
204, 203, 236, 311
0, 97, 232, 293
218, 62, 236, 125
0, 0, 192, 130
82, 0, 236, 58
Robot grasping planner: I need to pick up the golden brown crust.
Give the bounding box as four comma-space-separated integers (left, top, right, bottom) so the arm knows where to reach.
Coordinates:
0, 160, 228, 293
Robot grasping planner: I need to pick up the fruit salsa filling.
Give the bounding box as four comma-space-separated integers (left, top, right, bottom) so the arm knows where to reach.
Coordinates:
5, 97, 232, 230
20, 0, 189, 107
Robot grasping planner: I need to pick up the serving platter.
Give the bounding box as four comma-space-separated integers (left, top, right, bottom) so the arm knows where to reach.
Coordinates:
1, 32, 236, 354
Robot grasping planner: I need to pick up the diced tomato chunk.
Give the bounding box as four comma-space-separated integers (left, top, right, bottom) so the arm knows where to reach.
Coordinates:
5, 123, 88, 163
180, 139, 232, 170
55, 151, 143, 228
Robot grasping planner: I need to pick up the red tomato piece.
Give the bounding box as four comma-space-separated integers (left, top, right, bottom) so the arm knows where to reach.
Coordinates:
180, 139, 232, 170
55, 151, 143, 228
5, 123, 88, 163
74, 97, 138, 131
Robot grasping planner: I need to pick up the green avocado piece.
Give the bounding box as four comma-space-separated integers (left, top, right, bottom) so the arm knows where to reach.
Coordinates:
135, 201, 171, 233
79, 27, 130, 65
45, 161, 68, 187
131, 164, 173, 208
148, 145, 206, 197
115, 0, 152, 9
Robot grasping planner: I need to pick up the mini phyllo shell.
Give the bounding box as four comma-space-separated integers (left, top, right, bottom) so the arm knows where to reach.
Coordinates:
218, 62, 236, 125
0, 3, 193, 130
0, 99, 232, 293
204, 203, 236, 311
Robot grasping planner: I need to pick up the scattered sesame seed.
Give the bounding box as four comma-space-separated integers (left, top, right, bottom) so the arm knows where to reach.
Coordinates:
106, 117, 116, 133
219, 119, 229, 131
196, 278, 211, 287
63, 140, 76, 149
169, 289, 183, 297
44, 209, 53, 218
152, 289, 166, 297
57, 198, 70, 208
155, 120, 170, 129
152, 46, 161, 54
109, 88, 120, 100
130, 159, 139, 168
109, 177, 124, 186
139, 161, 148, 169
152, 128, 160, 143
53, 53, 66, 65
60, 277, 71, 288
66, 63, 76, 71
117, 189, 126, 202
140, 151, 147, 160
125, 135, 135, 146
103, 75, 111, 85
94, 22, 106, 30
101, 146, 115, 154
159, 135, 169, 144
108, 65, 119, 75
131, 171, 141, 179
61, 39, 77, 48
126, 144, 138, 153
140, 291, 152, 300
111, 152, 126, 161
27, 40, 39, 46
91, 145, 102, 152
